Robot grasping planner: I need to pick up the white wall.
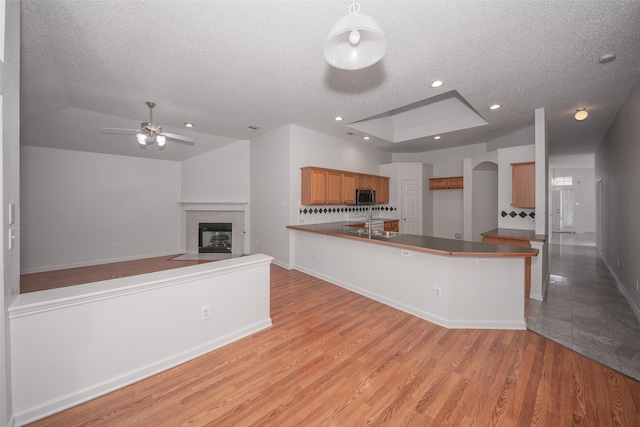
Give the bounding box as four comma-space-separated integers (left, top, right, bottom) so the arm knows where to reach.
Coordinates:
595, 75, 640, 319
9, 254, 272, 425
582, 168, 596, 232
290, 125, 391, 218
182, 140, 251, 253
20, 146, 182, 273
290, 229, 526, 330
487, 125, 535, 152
394, 143, 487, 239
181, 140, 250, 202
471, 165, 498, 241
250, 125, 292, 267
2, 1, 20, 424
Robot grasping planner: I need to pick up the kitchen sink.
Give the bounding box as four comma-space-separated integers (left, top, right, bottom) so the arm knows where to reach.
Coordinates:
372, 230, 401, 238
350, 228, 401, 238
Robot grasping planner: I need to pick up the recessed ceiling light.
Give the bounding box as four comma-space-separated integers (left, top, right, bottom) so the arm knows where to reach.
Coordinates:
434, 135, 441, 140
335, 116, 343, 121
599, 53, 616, 64
184, 122, 194, 128
490, 104, 501, 110
431, 80, 443, 88
574, 108, 588, 121
363, 136, 370, 140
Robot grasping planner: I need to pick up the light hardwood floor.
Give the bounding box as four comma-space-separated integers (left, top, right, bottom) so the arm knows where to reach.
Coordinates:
19, 255, 214, 293
26, 264, 640, 426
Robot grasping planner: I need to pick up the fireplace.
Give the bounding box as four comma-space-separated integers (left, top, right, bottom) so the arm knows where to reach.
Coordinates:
198, 223, 232, 253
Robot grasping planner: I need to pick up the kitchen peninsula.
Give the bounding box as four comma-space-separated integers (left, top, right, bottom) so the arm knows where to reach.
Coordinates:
287, 222, 537, 330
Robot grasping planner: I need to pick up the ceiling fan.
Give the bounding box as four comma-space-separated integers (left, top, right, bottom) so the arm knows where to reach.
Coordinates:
101, 101, 195, 147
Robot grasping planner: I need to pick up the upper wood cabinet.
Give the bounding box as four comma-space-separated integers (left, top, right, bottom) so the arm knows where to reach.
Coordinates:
301, 167, 328, 205
374, 176, 390, 204
357, 174, 375, 190
326, 170, 343, 205
429, 176, 463, 190
301, 167, 389, 206
511, 162, 535, 208
342, 173, 357, 205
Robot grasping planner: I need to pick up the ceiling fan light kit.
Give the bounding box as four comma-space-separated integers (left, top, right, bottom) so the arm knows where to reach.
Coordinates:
101, 101, 195, 148
324, 0, 386, 70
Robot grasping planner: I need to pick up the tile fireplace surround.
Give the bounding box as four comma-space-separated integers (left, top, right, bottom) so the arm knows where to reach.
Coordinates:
182, 202, 247, 255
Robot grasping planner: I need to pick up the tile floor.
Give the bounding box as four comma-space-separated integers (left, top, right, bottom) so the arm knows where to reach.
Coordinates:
527, 232, 640, 380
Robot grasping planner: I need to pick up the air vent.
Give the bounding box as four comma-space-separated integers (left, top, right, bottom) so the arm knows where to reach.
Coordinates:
246, 125, 260, 131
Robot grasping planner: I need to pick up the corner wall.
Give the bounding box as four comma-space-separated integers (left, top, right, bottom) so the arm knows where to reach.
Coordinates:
2, 0, 20, 424
595, 76, 640, 319
20, 146, 182, 273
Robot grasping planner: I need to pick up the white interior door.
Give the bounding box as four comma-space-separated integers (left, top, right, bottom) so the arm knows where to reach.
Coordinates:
401, 179, 420, 235
596, 178, 603, 252
551, 189, 562, 231
562, 188, 574, 228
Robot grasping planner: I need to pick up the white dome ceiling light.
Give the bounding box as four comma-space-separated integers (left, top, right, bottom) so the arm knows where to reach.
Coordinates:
575, 108, 588, 121
324, 0, 386, 71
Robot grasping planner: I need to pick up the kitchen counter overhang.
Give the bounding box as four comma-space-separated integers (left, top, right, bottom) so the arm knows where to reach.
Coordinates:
287, 222, 538, 259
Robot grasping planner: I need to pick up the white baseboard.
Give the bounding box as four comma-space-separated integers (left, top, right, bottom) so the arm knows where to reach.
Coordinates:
602, 256, 640, 324
14, 320, 271, 426
293, 265, 526, 331
530, 272, 550, 302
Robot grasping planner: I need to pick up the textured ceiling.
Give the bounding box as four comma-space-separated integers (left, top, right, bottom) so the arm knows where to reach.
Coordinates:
20, 0, 640, 161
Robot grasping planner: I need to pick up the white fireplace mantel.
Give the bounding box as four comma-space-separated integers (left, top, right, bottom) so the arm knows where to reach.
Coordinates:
179, 201, 248, 212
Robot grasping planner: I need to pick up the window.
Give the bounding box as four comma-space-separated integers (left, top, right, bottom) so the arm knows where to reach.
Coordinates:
551, 176, 572, 186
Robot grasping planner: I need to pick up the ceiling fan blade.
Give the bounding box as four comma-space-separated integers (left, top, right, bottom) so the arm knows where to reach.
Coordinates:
101, 127, 139, 135
164, 132, 195, 144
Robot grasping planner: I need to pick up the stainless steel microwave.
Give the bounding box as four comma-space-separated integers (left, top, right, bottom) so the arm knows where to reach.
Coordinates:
356, 189, 376, 205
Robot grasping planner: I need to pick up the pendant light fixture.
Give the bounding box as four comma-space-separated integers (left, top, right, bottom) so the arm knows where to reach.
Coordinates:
324, 0, 386, 70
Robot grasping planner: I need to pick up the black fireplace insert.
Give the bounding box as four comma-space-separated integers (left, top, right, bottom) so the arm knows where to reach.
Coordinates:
198, 223, 232, 253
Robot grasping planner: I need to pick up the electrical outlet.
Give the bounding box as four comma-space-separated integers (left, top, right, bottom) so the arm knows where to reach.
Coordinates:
112, 242, 118, 249
401, 250, 412, 257
201, 305, 211, 321
434, 286, 442, 298
454, 233, 462, 239
476, 259, 487, 265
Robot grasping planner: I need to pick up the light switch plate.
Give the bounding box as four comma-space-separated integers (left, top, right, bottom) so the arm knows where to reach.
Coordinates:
8, 228, 15, 250
8, 203, 14, 225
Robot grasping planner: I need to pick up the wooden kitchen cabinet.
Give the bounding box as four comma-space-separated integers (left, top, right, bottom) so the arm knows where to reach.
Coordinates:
342, 173, 357, 205
301, 167, 328, 205
429, 176, 463, 190
357, 174, 375, 190
511, 162, 535, 208
374, 176, 390, 204
301, 167, 390, 206
326, 170, 343, 205
384, 220, 399, 232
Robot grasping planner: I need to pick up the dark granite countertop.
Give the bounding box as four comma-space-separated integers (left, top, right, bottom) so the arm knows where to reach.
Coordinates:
481, 228, 547, 242
288, 222, 538, 258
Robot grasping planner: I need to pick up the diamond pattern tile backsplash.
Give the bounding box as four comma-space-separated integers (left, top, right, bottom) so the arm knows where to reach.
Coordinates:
297, 204, 397, 224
